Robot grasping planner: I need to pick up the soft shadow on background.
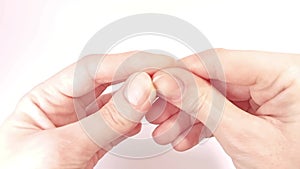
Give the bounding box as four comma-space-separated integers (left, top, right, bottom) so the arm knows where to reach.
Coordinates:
98, 138, 233, 169
1, 0, 300, 169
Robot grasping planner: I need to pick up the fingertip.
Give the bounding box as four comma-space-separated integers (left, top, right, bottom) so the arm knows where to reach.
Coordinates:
124, 72, 156, 112
172, 122, 203, 152
152, 71, 182, 102
172, 139, 196, 152
145, 98, 179, 124
172, 134, 200, 152
152, 125, 170, 145
151, 115, 181, 145
125, 123, 142, 137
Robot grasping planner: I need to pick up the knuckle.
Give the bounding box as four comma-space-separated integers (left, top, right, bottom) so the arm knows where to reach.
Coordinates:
214, 48, 229, 54
185, 85, 211, 121
100, 102, 134, 133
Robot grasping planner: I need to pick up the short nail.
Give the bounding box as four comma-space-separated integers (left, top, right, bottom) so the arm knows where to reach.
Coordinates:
153, 73, 184, 102
125, 72, 156, 106
152, 74, 165, 83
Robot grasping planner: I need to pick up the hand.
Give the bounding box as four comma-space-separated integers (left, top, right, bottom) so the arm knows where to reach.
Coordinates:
0, 51, 175, 169
148, 49, 300, 169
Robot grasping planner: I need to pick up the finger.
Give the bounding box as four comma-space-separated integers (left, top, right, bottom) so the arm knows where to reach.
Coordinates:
180, 49, 292, 85
148, 98, 205, 151
172, 123, 204, 152
54, 72, 156, 156
79, 83, 110, 107
40, 51, 175, 98
232, 100, 250, 112
107, 123, 142, 150
152, 112, 198, 145
28, 51, 175, 127
152, 68, 262, 146
211, 80, 251, 102
85, 123, 142, 169
85, 93, 113, 116
146, 98, 180, 124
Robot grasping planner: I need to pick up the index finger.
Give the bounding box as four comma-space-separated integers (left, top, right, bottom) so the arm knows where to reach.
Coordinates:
41, 51, 176, 98
180, 49, 295, 85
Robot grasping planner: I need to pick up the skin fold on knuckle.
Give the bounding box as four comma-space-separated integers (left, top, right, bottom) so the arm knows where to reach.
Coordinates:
100, 101, 135, 134
186, 83, 212, 123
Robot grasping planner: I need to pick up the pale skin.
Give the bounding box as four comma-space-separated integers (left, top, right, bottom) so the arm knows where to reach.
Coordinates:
0, 51, 176, 169
0, 49, 300, 169
149, 49, 300, 169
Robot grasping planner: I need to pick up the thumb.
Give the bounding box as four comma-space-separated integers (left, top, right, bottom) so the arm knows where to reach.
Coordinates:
54, 72, 156, 156
152, 68, 261, 150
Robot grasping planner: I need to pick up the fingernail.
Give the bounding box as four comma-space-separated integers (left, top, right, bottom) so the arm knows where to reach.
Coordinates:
148, 87, 157, 104
153, 72, 183, 102
152, 74, 164, 83
125, 72, 156, 106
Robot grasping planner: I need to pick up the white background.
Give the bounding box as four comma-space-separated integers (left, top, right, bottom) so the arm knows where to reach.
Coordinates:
1, 0, 300, 168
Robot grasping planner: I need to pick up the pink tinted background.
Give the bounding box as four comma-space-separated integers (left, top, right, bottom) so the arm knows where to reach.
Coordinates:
0, 1, 234, 168
1, 0, 300, 169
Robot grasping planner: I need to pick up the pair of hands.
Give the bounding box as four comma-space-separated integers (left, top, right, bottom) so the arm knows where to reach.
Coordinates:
0, 49, 300, 169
